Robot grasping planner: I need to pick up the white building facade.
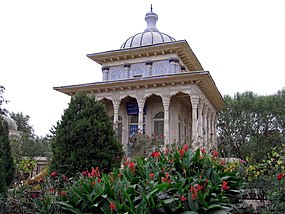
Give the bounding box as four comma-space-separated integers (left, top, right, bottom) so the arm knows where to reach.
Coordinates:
54, 9, 225, 152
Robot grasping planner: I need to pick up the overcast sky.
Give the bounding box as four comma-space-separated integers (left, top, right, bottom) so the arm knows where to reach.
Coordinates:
1, 0, 284, 137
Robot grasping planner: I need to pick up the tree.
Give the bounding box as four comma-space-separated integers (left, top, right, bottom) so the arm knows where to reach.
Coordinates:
10, 112, 34, 136
0, 85, 8, 115
217, 90, 285, 161
50, 93, 124, 178
0, 116, 15, 194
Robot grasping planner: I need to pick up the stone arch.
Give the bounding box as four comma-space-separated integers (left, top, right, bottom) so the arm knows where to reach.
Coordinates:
98, 97, 113, 117
145, 94, 163, 137
169, 91, 192, 144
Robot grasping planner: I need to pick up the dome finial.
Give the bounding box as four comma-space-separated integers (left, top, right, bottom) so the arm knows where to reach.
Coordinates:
145, 6, 158, 32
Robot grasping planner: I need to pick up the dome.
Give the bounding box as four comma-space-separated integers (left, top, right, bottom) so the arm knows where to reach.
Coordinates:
2, 115, 18, 130
121, 9, 175, 49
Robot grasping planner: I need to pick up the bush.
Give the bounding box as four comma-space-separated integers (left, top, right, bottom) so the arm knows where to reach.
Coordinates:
57, 144, 245, 213
50, 93, 124, 178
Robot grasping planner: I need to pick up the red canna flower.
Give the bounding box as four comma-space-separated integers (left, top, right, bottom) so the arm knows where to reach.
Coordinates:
82, 170, 88, 176
59, 191, 67, 197
110, 202, 116, 211
89, 167, 101, 177
62, 175, 68, 181
51, 171, 58, 177
179, 149, 185, 157
212, 150, 218, 158
149, 173, 154, 179
221, 180, 230, 190
201, 148, 206, 153
180, 195, 187, 201
182, 144, 189, 151
277, 173, 284, 181
150, 151, 160, 158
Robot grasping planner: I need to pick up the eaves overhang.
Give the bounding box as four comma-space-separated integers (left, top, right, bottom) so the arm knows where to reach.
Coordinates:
87, 40, 203, 72
54, 72, 225, 111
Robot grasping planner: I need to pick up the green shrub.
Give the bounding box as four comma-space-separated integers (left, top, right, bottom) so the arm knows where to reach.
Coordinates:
50, 93, 124, 178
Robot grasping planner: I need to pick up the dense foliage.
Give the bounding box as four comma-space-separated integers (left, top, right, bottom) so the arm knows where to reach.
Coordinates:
1, 145, 245, 213
50, 93, 124, 178
0, 117, 15, 196
217, 89, 285, 161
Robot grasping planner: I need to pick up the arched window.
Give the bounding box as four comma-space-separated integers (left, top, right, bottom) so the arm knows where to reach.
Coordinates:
153, 111, 164, 135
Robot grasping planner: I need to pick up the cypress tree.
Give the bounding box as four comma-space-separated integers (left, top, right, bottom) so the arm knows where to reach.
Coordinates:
50, 93, 124, 178
0, 116, 15, 195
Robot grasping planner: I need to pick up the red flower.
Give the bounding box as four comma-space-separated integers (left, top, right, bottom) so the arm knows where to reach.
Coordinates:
110, 202, 116, 211
97, 178, 101, 183
212, 150, 218, 158
179, 149, 185, 157
149, 173, 154, 179
277, 173, 284, 181
199, 155, 203, 159
59, 191, 67, 197
182, 144, 189, 151
82, 170, 88, 176
220, 160, 226, 165
221, 180, 230, 190
31, 193, 39, 198
89, 167, 101, 177
179, 195, 187, 201
150, 151, 160, 158
128, 162, 136, 173
62, 175, 68, 181
201, 148, 206, 153
51, 171, 58, 177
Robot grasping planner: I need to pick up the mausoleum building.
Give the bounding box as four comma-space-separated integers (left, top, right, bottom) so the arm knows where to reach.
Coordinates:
54, 9, 225, 152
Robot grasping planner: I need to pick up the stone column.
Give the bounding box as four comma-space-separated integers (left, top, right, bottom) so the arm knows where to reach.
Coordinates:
102, 66, 109, 81
203, 105, 208, 147
197, 99, 204, 140
112, 99, 120, 131
137, 97, 145, 133
190, 95, 199, 147
211, 112, 217, 149
145, 61, 152, 77
162, 96, 170, 144
124, 63, 130, 79
207, 111, 212, 146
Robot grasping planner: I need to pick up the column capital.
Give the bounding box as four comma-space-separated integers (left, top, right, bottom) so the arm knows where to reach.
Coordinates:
191, 95, 199, 108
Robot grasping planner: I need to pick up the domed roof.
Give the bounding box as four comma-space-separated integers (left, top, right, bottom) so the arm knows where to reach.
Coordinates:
2, 115, 18, 130
120, 8, 175, 49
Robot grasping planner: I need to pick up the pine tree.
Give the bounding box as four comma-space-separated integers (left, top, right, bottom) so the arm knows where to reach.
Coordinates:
50, 93, 124, 178
0, 116, 15, 195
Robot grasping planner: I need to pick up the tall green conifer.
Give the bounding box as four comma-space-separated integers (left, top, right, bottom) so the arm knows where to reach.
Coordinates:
50, 93, 124, 177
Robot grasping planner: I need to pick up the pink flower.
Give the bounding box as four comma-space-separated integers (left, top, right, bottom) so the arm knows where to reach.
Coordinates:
201, 148, 206, 153
149, 173, 154, 179
240, 159, 246, 164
